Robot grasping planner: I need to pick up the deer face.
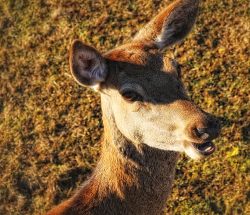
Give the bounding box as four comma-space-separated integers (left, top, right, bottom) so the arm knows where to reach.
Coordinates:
70, 0, 220, 159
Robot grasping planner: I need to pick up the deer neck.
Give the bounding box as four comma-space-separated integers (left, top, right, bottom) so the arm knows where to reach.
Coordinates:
85, 97, 179, 213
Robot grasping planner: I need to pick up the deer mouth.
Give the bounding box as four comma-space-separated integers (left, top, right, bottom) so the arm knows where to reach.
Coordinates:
192, 142, 215, 156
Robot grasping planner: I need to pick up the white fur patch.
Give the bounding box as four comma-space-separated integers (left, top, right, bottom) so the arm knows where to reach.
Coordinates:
184, 144, 204, 160
91, 84, 100, 92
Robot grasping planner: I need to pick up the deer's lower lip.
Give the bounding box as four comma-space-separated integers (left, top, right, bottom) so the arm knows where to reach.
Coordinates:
192, 142, 215, 156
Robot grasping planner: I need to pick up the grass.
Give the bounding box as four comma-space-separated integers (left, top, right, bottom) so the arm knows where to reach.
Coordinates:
0, 0, 249, 214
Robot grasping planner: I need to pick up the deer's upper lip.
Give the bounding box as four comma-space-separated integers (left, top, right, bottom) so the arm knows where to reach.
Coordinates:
192, 141, 215, 156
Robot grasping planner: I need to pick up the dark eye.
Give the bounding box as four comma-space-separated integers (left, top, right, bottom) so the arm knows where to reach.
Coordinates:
121, 91, 143, 102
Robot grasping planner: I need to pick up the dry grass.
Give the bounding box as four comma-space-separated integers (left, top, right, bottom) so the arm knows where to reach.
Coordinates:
0, 0, 249, 214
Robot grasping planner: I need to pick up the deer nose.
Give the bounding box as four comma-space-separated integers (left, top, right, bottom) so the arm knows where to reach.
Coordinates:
192, 118, 220, 141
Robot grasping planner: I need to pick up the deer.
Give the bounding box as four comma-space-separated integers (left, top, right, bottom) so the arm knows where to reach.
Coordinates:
47, 0, 220, 214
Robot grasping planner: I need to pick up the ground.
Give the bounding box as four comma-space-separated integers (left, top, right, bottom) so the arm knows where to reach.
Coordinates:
0, 0, 249, 214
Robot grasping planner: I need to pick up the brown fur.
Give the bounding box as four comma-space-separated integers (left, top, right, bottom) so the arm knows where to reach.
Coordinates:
48, 114, 178, 215
134, 0, 200, 48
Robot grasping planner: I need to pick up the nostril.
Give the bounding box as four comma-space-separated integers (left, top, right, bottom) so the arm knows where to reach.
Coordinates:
195, 128, 210, 140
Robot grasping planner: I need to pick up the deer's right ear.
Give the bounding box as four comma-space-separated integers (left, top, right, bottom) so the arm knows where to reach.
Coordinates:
69, 40, 107, 89
133, 0, 200, 49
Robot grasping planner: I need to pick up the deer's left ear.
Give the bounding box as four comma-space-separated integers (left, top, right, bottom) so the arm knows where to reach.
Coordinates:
134, 0, 200, 49
69, 40, 107, 89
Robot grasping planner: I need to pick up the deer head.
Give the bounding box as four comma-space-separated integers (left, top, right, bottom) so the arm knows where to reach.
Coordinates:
69, 0, 220, 160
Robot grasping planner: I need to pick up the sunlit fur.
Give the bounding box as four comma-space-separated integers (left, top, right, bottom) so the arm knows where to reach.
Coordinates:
47, 1, 220, 215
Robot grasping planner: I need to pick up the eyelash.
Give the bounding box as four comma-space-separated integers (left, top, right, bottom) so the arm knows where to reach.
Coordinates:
121, 91, 143, 102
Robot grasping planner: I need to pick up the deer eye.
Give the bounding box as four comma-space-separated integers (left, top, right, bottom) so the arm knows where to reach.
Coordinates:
121, 90, 143, 102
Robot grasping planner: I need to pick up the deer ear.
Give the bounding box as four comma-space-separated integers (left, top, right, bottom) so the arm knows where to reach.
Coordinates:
134, 0, 200, 49
69, 40, 107, 89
